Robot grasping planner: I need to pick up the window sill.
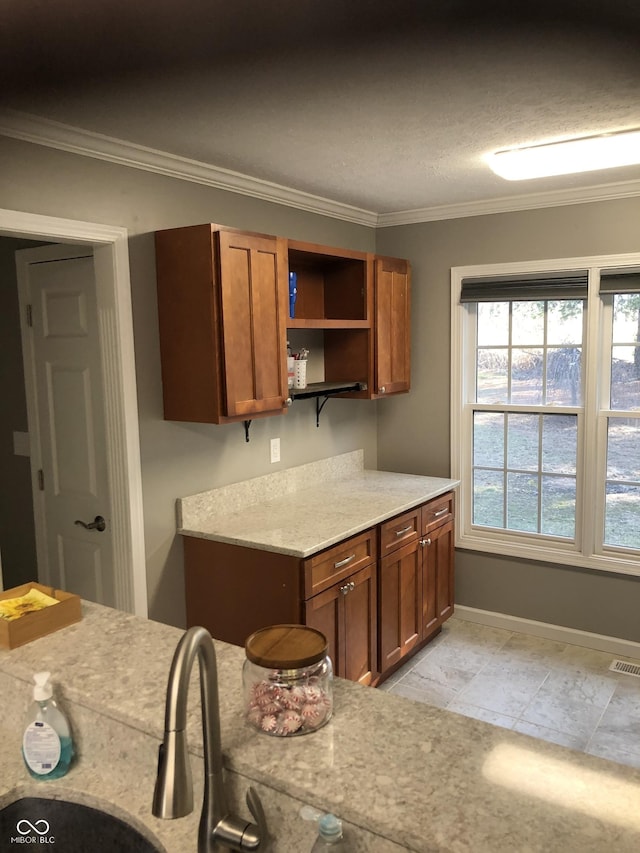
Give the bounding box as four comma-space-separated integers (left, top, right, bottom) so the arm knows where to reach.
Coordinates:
456, 530, 640, 578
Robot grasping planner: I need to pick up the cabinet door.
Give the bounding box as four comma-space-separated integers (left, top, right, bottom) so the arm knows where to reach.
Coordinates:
305, 564, 377, 685
422, 518, 455, 638
434, 518, 455, 624
342, 563, 377, 686
379, 540, 421, 673
374, 256, 411, 397
218, 230, 289, 417
305, 583, 341, 679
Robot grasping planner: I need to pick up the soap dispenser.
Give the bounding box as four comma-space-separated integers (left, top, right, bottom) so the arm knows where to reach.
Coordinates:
22, 671, 75, 780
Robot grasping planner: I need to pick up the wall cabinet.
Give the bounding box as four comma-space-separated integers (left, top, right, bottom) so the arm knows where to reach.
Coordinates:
155, 224, 289, 423
374, 256, 411, 397
377, 492, 455, 680
155, 225, 411, 424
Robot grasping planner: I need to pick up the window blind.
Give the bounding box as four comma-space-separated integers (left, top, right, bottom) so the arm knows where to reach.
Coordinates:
460, 270, 588, 303
599, 268, 640, 294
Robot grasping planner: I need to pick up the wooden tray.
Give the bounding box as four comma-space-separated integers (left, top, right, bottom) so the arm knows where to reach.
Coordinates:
0, 582, 82, 650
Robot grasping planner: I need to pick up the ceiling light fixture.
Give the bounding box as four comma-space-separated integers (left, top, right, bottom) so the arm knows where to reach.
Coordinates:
486, 129, 640, 181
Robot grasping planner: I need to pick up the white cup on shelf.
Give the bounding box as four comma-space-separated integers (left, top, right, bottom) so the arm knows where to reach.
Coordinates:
293, 360, 307, 389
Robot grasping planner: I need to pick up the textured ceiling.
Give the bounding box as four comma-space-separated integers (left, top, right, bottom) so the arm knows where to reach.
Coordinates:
2, 0, 640, 217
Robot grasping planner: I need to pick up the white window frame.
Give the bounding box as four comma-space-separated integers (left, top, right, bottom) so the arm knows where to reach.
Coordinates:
451, 251, 640, 579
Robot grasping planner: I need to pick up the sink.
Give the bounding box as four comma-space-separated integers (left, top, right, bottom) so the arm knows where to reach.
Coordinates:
0, 797, 163, 852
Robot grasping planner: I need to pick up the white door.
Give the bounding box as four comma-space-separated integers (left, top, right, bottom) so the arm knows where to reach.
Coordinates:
17, 246, 115, 606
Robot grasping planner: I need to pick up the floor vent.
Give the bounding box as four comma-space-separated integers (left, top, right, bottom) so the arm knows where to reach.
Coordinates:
609, 659, 640, 677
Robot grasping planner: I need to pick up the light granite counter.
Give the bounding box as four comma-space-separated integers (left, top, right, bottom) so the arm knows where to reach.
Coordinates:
178, 450, 459, 557
2, 602, 640, 852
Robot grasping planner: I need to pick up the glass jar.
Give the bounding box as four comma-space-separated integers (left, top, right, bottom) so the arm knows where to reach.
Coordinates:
243, 624, 333, 737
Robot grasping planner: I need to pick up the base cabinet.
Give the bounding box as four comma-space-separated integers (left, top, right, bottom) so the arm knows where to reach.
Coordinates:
377, 492, 455, 681
305, 563, 377, 686
379, 540, 422, 671
184, 528, 378, 685
183, 492, 453, 687
422, 517, 455, 636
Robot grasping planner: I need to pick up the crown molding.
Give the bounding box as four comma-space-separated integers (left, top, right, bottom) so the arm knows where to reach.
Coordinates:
0, 110, 378, 227
377, 178, 640, 227
2, 110, 640, 229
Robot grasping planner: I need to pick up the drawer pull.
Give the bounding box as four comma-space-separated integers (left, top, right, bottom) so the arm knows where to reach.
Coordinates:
334, 553, 356, 569
420, 538, 432, 547
340, 581, 355, 595
394, 525, 413, 537
433, 507, 448, 518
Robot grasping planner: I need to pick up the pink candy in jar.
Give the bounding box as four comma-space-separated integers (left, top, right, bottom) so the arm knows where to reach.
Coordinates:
243, 625, 333, 737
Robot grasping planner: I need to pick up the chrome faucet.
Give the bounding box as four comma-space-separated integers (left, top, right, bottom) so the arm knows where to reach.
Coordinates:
152, 626, 267, 852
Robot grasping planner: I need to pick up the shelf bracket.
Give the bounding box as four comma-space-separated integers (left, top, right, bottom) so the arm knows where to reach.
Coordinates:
315, 396, 331, 428
243, 420, 252, 442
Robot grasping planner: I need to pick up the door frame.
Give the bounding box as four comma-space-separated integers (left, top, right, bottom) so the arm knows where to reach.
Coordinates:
2, 208, 147, 617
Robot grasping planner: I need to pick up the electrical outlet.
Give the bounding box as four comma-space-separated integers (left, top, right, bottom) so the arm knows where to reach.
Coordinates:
270, 438, 281, 464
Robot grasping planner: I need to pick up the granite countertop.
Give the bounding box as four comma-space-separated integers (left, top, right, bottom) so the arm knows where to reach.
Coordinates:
2, 603, 640, 852
177, 451, 459, 557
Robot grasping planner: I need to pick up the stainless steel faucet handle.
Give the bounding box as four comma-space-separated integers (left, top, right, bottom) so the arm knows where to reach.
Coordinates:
209, 788, 266, 851
242, 787, 267, 850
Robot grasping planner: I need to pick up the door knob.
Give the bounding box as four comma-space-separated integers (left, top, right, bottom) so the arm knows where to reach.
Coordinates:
74, 515, 106, 532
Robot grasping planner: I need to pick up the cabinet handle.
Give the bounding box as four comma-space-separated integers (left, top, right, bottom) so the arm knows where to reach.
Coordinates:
285, 397, 293, 407
394, 525, 413, 537
334, 553, 356, 569
420, 538, 432, 547
340, 581, 356, 595
433, 507, 448, 518
379, 386, 386, 394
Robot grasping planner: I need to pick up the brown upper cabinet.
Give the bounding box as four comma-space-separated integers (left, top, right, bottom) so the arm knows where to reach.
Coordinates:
155, 224, 289, 423
155, 224, 411, 423
374, 256, 411, 397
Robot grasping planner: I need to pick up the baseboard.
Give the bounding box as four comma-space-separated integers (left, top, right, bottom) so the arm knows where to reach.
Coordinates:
454, 605, 640, 660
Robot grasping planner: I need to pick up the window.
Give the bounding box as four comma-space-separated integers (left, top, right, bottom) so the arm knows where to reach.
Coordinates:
451, 256, 640, 576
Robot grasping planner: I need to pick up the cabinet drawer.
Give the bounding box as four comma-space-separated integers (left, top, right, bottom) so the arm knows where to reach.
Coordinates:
422, 492, 454, 534
379, 508, 420, 557
304, 529, 376, 599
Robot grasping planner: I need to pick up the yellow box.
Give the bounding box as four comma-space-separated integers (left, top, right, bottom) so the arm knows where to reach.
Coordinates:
0, 582, 82, 650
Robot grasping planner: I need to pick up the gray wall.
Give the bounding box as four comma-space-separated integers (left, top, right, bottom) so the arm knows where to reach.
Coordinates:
0, 136, 379, 626
0, 238, 44, 590
3, 133, 639, 643
375, 197, 640, 643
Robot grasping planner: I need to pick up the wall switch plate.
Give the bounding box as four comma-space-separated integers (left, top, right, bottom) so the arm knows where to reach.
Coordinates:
270, 438, 281, 464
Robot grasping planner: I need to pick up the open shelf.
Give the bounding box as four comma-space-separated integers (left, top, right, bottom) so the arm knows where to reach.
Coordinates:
290, 380, 366, 400
290, 380, 368, 427
287, 318, 370, 330
288, 241, 370, 324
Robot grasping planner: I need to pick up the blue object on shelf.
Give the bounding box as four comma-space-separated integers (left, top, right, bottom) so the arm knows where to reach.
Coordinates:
289, 272, 297, 318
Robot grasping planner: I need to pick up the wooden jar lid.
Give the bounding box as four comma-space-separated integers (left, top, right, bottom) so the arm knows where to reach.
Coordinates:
245, 624, 328, 669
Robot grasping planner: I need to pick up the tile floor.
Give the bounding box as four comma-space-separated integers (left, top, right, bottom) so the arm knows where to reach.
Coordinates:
380, 615, 640, 771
